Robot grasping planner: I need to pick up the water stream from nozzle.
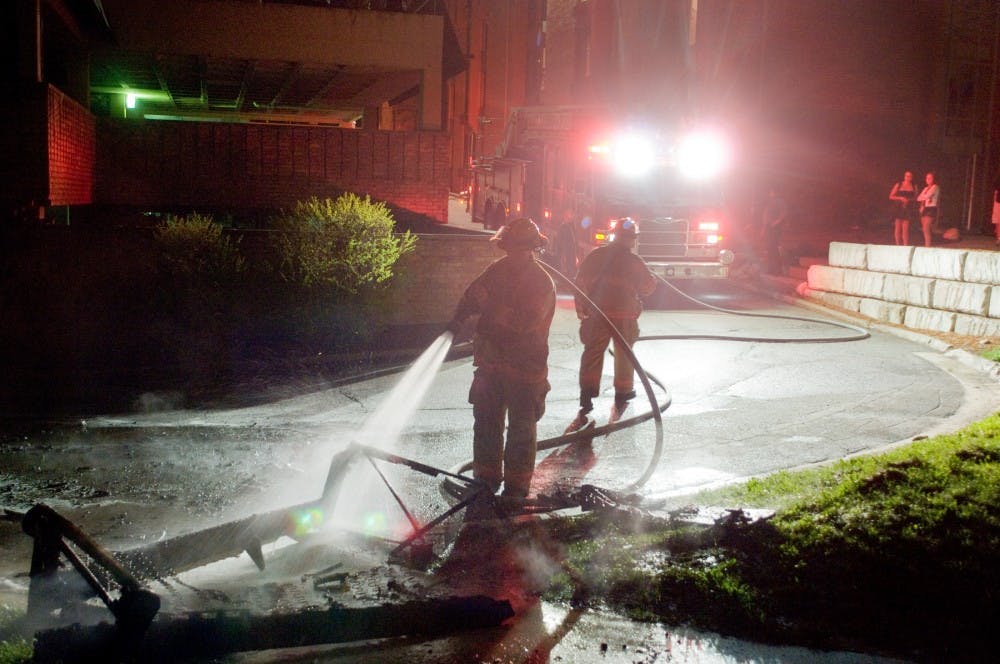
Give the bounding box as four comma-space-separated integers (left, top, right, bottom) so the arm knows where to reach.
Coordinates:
324, 331, 455, 534
351, 332, 455, 447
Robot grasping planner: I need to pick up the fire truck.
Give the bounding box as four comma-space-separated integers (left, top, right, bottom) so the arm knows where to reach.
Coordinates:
470, 106, 735, 280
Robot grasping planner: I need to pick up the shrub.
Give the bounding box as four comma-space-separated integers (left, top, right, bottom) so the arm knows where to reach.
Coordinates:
274, 194, 416, 295
152, 212, 248, 382
153, 212, 246, 287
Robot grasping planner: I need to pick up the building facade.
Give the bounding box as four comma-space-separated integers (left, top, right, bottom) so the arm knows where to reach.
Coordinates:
3, 0, 998, 233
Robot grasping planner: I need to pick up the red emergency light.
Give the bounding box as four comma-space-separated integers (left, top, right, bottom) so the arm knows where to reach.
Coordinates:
696, 218, 723, 244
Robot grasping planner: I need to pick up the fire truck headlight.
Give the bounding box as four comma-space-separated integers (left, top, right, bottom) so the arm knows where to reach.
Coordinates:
612, 133, 656, 177
677, 129, 731, 180
719, 249, 735, 265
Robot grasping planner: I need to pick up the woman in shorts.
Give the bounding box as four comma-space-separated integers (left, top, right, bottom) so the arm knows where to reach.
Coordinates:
888, 171, 918, 245
916, 172, 940, 247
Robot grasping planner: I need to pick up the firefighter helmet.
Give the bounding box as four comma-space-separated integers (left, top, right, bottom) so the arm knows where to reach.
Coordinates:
492, 217, 548, 251
611, 217, 638, 241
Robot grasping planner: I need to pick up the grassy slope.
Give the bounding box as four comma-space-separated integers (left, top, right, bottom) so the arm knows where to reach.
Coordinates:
544, 411, 1000, 662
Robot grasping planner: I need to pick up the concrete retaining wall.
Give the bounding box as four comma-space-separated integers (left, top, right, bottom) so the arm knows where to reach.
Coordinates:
801, 242, 1000, 338
385, 233, 500, 326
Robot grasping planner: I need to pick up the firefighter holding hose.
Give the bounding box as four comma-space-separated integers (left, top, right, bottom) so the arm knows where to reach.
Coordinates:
566, 217, 656, 433
447, 218, 556, 500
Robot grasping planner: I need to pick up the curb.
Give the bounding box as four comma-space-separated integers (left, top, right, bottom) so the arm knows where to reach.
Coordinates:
738, 275, 1000, 383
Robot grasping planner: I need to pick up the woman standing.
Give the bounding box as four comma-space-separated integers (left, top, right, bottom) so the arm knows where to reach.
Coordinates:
888, 171, 918, 245
916, 171, 940, 247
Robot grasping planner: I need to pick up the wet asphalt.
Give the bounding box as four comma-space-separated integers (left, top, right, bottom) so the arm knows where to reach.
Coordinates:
3, 275, 998, 662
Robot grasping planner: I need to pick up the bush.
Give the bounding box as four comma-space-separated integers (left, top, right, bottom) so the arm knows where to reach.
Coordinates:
274, 194, 416, 295
153, 212, 246, 287
152, 212, 248, 384
0, 604, 30, 664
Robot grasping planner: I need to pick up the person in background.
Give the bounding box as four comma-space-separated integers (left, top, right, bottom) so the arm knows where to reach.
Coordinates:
916, 171, 940, 248
888, 171, 918, 246
761, 187, 789, 275
447, 218, 556, 501
565, 217, 657, 432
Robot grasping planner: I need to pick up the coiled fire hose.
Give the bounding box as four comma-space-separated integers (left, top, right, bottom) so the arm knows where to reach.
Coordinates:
440, 263, 871, 508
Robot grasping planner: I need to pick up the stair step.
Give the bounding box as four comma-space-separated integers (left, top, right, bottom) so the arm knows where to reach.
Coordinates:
786, 265, 809, 281
798, 255, 828, 268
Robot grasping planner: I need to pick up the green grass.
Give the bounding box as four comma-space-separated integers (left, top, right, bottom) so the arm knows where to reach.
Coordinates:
981, 347, 1000, 362
543, 411, 1000, 661
0, 605, 30, 664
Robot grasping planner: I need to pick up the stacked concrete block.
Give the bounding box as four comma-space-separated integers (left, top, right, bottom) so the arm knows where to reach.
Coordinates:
828, 242, 867, 269
882, 273, 933, 307
796, 284, 862, 312
903, 306, 957, 334
867, 245, 914, 274
964, 251, 1000, 285
955, 313, 1000, 337
911, 247, 965, 280
859, 298, 906, 325
806, 264, 845, 293
932, 280, 990, 315
843, 269, 885, 299
805, 242, 999, 338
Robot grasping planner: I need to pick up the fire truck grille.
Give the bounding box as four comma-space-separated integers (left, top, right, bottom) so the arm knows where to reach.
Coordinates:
636, 217, 716, 261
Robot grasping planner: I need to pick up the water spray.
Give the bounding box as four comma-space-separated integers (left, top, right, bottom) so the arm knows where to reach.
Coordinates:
316, 332, 456, 538
10, 247, 880, 647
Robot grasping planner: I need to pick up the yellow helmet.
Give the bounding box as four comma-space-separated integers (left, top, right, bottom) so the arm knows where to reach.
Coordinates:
492, 217, 548, 251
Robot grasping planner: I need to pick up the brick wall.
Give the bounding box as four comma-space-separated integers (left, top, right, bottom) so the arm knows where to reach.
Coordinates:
1, 85, 96, 212
95, 120, 452, 222
47, 86, 96, 206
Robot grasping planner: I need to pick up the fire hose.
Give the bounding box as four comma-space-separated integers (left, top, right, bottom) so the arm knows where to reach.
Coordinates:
439, 263, 871, 510
6, 255, 876, 660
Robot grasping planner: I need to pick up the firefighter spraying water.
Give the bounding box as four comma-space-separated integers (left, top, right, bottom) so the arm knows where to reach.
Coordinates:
7, 209, 880, 659
446, 218, 556, 505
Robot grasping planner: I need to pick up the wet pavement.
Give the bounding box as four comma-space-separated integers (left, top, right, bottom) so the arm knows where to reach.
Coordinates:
3, 277, 998, 661
2, 202, 997, 661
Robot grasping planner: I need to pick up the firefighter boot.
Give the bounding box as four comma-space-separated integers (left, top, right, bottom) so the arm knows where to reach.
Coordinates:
608, 391, 635, 426
464, 488, 499, 522
564, 407, 595, 434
